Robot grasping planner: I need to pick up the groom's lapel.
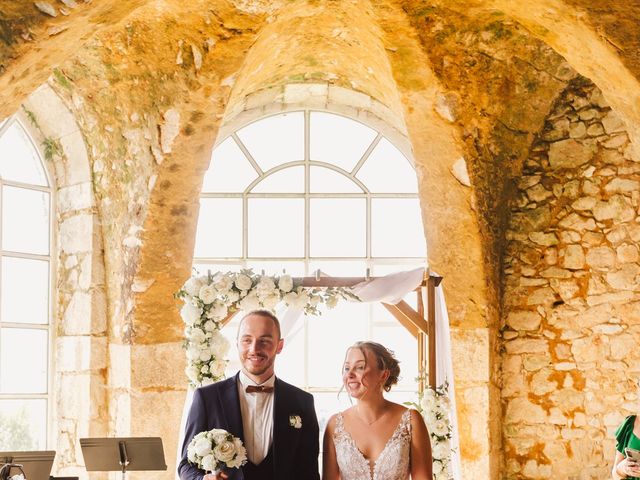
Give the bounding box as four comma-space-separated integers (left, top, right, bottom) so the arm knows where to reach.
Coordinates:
273, 378, 296, 477
219, 373, 245, 443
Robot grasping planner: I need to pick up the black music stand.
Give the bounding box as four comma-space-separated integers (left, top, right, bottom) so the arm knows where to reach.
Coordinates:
0, 451, 55, 480
80, 437, 166, 480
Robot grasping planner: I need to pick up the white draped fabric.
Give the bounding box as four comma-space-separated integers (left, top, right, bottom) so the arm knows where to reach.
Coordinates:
176, 268, 461, 479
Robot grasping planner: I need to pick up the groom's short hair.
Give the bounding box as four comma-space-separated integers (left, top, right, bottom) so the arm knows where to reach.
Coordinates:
239, 309, 282, 339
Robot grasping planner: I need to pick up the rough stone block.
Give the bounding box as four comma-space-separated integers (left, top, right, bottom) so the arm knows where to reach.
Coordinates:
548, 139, 596, 169
60, 214, 94, 254
131, 342, 185, 389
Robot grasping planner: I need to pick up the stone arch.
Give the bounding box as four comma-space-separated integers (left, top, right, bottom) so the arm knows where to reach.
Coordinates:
19, 83, 108, 477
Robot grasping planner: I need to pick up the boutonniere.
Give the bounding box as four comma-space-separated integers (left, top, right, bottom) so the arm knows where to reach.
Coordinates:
289, 415, 302, 429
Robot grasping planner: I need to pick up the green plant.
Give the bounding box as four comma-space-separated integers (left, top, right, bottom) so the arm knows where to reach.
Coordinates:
42, 137, 62, 161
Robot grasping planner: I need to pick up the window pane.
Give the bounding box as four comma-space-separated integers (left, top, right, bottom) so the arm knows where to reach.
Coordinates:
194, 198, 242, 258
0, 122, 48, 186
0, 328, 48, 393
251, 167, 304, 193
310, 112, 377, 172
371, 199, 426, 257
308, 260, 367, 277
237, 112, 304, 172
371, 325, 418, 388
2, 186, 50, 255
0, 399, 46, 450
308, 302, 367, 387
310, 166, 362, 193
313, 391, 352, 437
310, 199, 365, 257
248, 199, 304, 257
2, 257, 49, 325
202, 137, 258, 193
356, 138, 418, 193
275, 323, 305, 386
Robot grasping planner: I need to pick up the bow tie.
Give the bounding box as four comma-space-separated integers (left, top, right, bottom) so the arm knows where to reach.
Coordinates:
246, 385, 274, 394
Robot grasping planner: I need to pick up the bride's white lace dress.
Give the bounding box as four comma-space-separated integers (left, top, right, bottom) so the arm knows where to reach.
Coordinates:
333, 409, 412, 480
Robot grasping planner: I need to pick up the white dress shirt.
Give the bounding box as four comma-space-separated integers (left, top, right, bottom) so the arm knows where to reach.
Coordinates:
237, 372, 275, 465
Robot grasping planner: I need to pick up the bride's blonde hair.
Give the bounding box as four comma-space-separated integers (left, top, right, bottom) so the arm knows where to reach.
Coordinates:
347, 341, 401, 392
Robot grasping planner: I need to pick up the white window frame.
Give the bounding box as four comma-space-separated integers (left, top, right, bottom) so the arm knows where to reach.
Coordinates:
0, 116, 55, 450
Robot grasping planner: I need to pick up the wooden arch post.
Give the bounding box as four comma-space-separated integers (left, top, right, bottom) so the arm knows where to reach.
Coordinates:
218, 269, 443, 392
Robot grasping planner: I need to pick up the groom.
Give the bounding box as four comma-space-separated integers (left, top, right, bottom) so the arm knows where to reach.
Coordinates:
178, 309, 320, 480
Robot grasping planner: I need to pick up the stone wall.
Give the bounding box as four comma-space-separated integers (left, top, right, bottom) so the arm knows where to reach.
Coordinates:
22, 84, 109, 478
501, 77, 640, 478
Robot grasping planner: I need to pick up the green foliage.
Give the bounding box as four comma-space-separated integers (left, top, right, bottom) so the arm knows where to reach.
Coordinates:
52, 68, 72, 90
23, 108, 37, 127
0, 408, 37, 451
42, 137, 62, 161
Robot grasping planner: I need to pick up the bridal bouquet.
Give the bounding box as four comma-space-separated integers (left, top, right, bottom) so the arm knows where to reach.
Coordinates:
187, 428, 247, 474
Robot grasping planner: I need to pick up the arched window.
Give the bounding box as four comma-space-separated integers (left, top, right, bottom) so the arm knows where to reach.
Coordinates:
194, 110, 425, 431
0, 118, 53, 450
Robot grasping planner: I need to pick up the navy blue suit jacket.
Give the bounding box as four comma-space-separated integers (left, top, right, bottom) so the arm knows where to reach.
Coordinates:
177, 373, 320, 480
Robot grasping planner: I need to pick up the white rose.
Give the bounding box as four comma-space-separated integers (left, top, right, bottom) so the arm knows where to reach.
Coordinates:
181, 303, 203, 326
199, 348, 212, 362
325, 295, 339, 309
256, 277, 276, 297
210, 430, 228, 445
239, 292, 260, 312
227, 438, 246, 468
262, 294, 280, 310
203, 320, 216, 332
432, 459, 443, 475
208, 302, 228, 320
227, 291, 240, 303
184, 277, 205, 297
187, 444, 197, 462
283, 292, 298, 306
201, 365, 210, 374
432, 419, 449, 436
278, 275, 293, 293
199, 285, 217, 305
214, 275, 233, 293
185, 365, 200, 382
210, 331, 231, 357
188, 328, 206, 344
201, 454, 216, 472
186, 345, 201, 361
235, 274, 252, 291
309, 295, 321, 306
194, 437, 212, 457
431, 440, 451, 460
201, 377, 214, 386
423, 410, 438, 427
213, 440, 236, 463
209, 359, 227, 378
421, 394, 437, 412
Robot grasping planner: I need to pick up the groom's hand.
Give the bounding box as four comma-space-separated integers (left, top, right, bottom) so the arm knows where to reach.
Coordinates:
203, 473, 228, 480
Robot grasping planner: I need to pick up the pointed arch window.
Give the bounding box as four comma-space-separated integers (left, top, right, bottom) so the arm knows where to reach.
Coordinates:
194, 110, 426, 433
0, 118, 53, 451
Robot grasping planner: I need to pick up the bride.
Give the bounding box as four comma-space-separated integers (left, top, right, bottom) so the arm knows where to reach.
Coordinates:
322, 341, 433, 480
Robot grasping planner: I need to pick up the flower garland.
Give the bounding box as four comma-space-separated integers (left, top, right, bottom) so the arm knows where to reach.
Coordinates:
176, 269, 358, 388
408, 382, 454, 480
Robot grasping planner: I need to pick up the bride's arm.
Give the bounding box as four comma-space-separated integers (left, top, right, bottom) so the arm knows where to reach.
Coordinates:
322, 415, 341, 480
409, 409, 433, 480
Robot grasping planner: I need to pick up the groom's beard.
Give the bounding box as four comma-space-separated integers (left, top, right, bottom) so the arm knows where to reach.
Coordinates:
242, 353, 275, 376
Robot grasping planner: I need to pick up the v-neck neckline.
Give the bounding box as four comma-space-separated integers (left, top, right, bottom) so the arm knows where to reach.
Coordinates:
338, 409, 409, 478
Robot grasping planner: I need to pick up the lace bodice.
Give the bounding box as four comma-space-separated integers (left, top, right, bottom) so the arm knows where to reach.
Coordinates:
333, 409, 412, 480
